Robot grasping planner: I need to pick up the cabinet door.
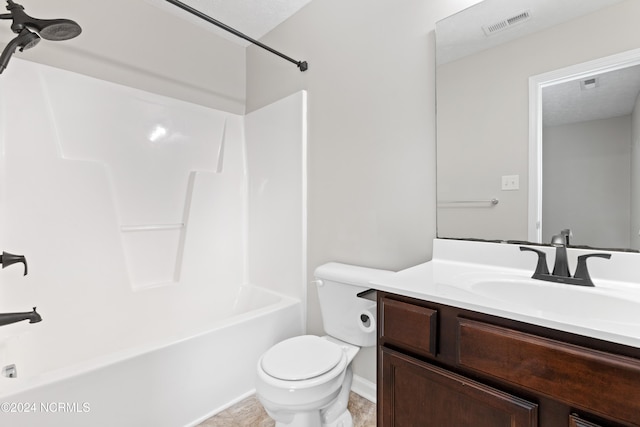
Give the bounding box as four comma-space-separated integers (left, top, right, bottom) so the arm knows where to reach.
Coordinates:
380, 347, 538, 427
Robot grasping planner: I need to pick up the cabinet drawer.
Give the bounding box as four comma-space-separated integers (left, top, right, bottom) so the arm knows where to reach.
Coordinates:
381, 347, 538, 427
380, 297, 437, 357
569, 414, 603, 427
457, 318, 640, 426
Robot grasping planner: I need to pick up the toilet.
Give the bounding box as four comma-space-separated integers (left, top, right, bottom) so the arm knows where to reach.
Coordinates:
256, 262, 393, 427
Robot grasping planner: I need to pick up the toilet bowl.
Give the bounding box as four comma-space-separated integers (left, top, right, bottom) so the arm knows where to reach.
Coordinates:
255, 262, 394, 427
257, 335, 359, 426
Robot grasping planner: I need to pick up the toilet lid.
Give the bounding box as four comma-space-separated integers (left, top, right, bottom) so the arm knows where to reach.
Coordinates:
261, 336, 343, 381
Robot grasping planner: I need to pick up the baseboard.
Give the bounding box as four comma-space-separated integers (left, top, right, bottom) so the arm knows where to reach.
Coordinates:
351, 374, 376, 403
187, 389, 256, 426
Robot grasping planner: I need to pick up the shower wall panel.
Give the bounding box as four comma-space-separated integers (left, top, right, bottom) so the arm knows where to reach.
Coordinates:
0, 59, 245, 328
245, 92, 307, 301
0, 59, 306, 351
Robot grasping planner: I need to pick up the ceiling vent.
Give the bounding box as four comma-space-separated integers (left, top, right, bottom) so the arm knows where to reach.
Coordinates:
483, 10, 531, 36
580, 77, 599, 90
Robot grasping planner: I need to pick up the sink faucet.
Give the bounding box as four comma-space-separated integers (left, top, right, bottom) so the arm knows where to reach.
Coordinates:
550, 229, 572, 277
520, 229, 611, 287
0, 307, 42, 327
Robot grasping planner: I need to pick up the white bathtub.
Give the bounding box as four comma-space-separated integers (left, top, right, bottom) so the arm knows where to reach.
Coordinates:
0, 286, 302, 427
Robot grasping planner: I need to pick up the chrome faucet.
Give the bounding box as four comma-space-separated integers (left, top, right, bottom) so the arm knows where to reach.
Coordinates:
0, 307, 41, 327
520, 229, 611, 287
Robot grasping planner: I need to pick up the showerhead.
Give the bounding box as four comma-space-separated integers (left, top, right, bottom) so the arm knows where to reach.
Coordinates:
34, 18, 82, 41
3, 0, 82, 41
0, 27, 40, 73
0, 0, 81, 74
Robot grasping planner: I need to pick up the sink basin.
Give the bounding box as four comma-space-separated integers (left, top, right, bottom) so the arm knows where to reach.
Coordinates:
468, 278, 640, 325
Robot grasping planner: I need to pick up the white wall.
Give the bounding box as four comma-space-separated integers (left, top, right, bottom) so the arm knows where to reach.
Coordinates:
437, 0, 640, 240
0, 59, 244, 368
0, 60, 306, 378
245, 91, 308, 305
543, 116, 631, 248
245, 0, 482, 385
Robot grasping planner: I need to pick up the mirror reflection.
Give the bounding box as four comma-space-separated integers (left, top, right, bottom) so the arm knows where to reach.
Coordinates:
540, 63, 640, 249
436, 0, 640, 250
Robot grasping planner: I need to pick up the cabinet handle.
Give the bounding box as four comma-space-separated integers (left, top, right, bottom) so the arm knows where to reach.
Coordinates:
519, 246, 549, 276
573, 253, 611, 287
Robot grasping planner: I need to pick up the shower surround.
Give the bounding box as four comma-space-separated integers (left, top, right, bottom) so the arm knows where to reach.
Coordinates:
0, 59, 306, 425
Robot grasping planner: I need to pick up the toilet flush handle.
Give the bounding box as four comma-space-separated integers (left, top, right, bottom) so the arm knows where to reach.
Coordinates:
312, 280, 324, 287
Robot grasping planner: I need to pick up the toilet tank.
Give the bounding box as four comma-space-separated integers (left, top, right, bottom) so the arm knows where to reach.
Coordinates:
314, 262, 394, 347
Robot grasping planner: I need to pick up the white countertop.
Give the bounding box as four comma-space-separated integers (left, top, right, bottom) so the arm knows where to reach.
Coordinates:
370, 239, 640, 349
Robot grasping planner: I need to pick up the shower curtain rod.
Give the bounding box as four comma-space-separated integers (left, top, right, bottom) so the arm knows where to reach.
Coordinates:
164, 0, 308, 72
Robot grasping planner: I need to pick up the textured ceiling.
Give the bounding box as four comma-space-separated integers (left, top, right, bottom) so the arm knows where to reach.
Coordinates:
144, 0, 314, 45
436, 0, 627, 65
543, 64, 640, 127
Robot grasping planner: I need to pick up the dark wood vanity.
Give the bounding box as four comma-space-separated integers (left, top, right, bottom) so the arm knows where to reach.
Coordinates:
377, 291, 640, 427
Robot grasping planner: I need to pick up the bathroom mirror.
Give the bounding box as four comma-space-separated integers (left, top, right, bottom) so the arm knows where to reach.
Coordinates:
435, 0, 640, 250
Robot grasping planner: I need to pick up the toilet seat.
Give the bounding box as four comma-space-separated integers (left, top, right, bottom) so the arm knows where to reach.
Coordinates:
261, 335, 343, 381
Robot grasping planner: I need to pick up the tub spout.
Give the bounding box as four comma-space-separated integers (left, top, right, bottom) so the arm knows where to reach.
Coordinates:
0, 307, 41, 327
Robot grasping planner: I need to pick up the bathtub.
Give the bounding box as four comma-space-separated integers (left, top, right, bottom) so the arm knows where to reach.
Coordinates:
0, 285, 302, 427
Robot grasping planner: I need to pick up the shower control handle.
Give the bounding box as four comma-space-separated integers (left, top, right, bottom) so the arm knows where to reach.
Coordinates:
1, 251, 27, 276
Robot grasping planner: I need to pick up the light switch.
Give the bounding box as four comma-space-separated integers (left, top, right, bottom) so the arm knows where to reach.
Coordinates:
502, 175, 519, 191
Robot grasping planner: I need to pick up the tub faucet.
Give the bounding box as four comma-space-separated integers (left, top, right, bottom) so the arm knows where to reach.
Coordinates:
0, 307, 41, 327
0, 251, 27, 275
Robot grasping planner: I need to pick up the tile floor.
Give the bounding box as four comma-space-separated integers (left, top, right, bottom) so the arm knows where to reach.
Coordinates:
198, 392, 376, 426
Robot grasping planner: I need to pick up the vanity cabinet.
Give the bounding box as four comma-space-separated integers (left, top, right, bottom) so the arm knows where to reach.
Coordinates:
381, 348, 538, 426
377, 292, 640, 427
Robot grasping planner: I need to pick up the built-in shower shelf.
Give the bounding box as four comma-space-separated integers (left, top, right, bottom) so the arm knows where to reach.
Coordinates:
120, 223, 185, 232
120, 223, 186, 290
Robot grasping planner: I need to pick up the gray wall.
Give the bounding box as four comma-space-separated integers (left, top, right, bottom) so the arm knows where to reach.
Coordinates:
245, 0, 481, 384
0, 0, 246, 113
543, 116, 632, 248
